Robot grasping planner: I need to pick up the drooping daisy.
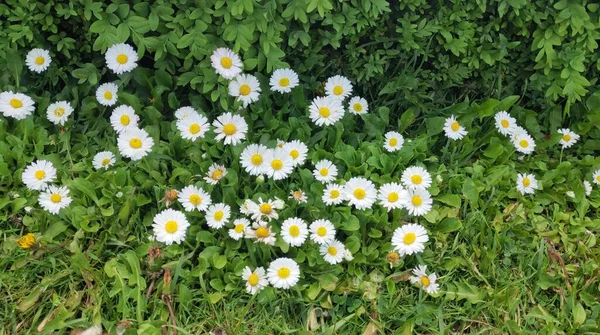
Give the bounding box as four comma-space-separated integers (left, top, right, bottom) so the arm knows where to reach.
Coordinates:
313, 160, 338, 184
22, 160, 57, 191
584, 180, 592, 196
152, 208, 190, 245
26, 48, 51, 73
510, 126, 528, 142
378, 183, 410, 211
205, 203, 231, 229
410, 265, 440, 295
92, 151, 116, 170
405, 188, 433, 216
325, 75, 352, 101
308, 96, 344, 126
210, 47, 243, 79
229, 218, 250, 240
494, 111, 516, 136
174, 106, 200, 120
204, 163, 227, 184
269, 68, 299, 93
228, 74, 261, 107
39, 185, 72, 214
391, 223, 429, 256
594, 170, 600, 185
242, 266, 268, 295
245, 221, 276, 245
46, 101, 74, 125
283, 140, 308, 167
177, 113, 209, 141
401, 166, 432, 190
344, 177, 377, 210
240, 144, 269, 176
281, 217, 309, 247
289, 190, 308, 203
348, 96, 368, 115
105, 43, 138, 74
267, 258, 301, 289
443, 115, 467, 140
110, 105, 139, 133
383, 131, 404, 152
178, 185, 211, 212
309, 219, 336, 245
213, 112, 248, 145
320, 240, 346, 264
557, 128, 580, 148
96, 83, 118, 106
0, 91, 36, 120
322, 183, 345, 205
513, 132, 535, 155
516, 173, 538, 195
264, 148, 293, 180
240, 199, 255, 216
117, 128, 154, 161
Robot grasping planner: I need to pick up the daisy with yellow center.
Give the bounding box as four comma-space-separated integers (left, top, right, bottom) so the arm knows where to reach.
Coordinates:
96, 82, 119, 106
204, 163, 228, 185
269, 68, 300, 93
177, 113, 209, 141
593, 170, 600, 186
110, 105, 139, 133
267, 258, 301, 289
283, 140, 308, 167
46, 101, 74, 125
105, 43, 138, 74
401, 166, 432, 190
245, 221, 276, 245
39, 185, 72, 214
289, 189, 308, 203
378, 182, 410, 211
512, 132, 535, 155
391, 223, 429, 256
228, 74, 261, 107
348, 96, 368, 115
320, 239, 346, 264
443, 115, 467, 140
557, 128, 580, 149
210, 47, 243, 79
313, 159, 338, 183
240, 144, 269, 176
384, 131, 404, 152
264, 148, 294, 180
117, 128, 154, 161
22, 160, 57, 191
322, 183, 345, 205
92, 151, 116, 170
152, 209, 190, 245
309, 219, 336, 245
0, 91, 36, 120
229, 218, 251, 240
405, 188, 433, 216
343, 177, 377, 210
213, 112, 248, 145
308, 96, 344, 126
25, 48, 51, 73
242, 266, 268, 294
494, 111, 516, 136
205, 203, 231, 229
246, 197, 285, 222
410, 265, 440, 294
516, 173, 538, 195
325, 75, 353, 101
281, 217, 309, 247
178, 185, 212, 212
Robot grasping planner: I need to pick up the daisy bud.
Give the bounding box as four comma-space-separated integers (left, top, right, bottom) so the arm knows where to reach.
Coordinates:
256, 175, 265, 184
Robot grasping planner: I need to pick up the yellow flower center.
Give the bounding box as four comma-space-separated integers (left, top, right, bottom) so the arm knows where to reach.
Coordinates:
120, 115, 130, 125
259, 203, 272, 214
35, 170, 46, 180
597, 175, 600, 183
129, 138, 142, 149
353, 188, 366, 200
214, 210, 224, 221
421, 276, 430, 287
189, 123, 201, 134
328, 246, 338, 256
256, 226, 270, 238
279, 77, 290, 87
353, 103, 362, 112
411, 175, 423, 184
116, 54, 128, 64
53, 108, 65, 117
289, 225, 300, 237
403, 232, 416, 245
290, 149, 299, 159
239, 84, 251, 96
223, 123, 236, 135
234, 223, 245, 233
277, 267, 290, 279
522, 178, 530, 187
220, 57, 232, 69
333, 85, 343, 95
451, 121, 460, 131
248, 273, 259, 286
411, 195, 422, 206
165, 220, 178, 233
35, 56, 45, 65
319, 107, 330, 117
104, 91, 113, 100
387, 192, 399, 202
293, 191, 302, 199
10, 99, 23, 108
519, 140, 529, 148
189, 194, 202, 205
271, 159, 283, 170
50, 194, 62, 203
251, 154, 263, 165
500, 119, 509, 128
212, 170, 223, 180
316, 227, 327, 237
101, 158, 111, 166
330, 190, 340, 199
562, 134, 571, 142
319, 168, 329, 177
389, 138, 398, 146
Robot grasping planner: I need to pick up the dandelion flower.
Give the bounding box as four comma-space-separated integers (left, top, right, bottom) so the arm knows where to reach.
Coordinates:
245, 221, 276, 245
322, 183, 345, 205
320, 240, 345, 264
378, 183, 409, 211
22, 160, 56, 191
174, 106, 200, 120
96, 83, 118, 106
281, 217, 309, 247
110, 105, 139, 133
313, 159, 338, 183
405, 188, 433, 216
152, 208, 189, 245
26, 48, 51, 73
105, 43, 138, 74
410, 265, 440, 295
516, 173, 538, 195
210, 47, 243, 79
204, 163, 227, 185
384, 131, 404, 152
325, 75, 352, 101
242, 266, 268, 294
344, 177, 377, 210
309, 219, 336, 245
240, 144, 269, 176
92, 151, 116, 170
117, 128, 154, 161
401, 166, 432, 190
205, 203, 231, 229
46, 101, 74, 125
443, 115, 467, 140
391, 223, 428, 256
213, 112, 248, 145
0, 91, 35, 120
557, 128, 579, 148
309, 96, 344, 126
267, 258, 300, 289
264, 149, 293, 180
494, 111, 516, 136
178, 185, 211, 212
513, 132, 535, 155
270, 68, 299, 93
177, 113, 209, 141
283, 140, 308, 167
39, 185, 72, 214
229, 218, 250, 240
348, 96, 368, 115
289, 190, 308, 203
17, 233, 36, 249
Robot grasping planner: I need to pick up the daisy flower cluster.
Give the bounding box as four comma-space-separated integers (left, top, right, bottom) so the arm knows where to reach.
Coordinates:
494, 111, 535, 154
21, 160, 72, 214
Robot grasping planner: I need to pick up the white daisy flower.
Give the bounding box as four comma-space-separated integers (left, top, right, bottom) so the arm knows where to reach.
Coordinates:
264, 148, 293, 180
309, 219, 336, 245
22, 160, 57, 191
177, 113, 209, 141
584, 180, 592, 196
281, 217, 309, 247
210, 47, 243, 79
283, 140, 308, 167
213, 112, 248, 145
276, 139, 286, 149
205, 203, 231, 229
322, 183, 345, 205
92, 151, 116, 170
228, 74, 261, 107
513, 132, 535, 155
308, 96, 344, 126
267, 258, 301, 289
494, 111, 516, 136
174, 106, 200, 120
289, 190, 308, 203
240, 199, 255, 216
383, 131, 404, 152
229, 218, 250, 240
320, 239, 346, 264
105, 43, 138, 74
245, 221, 276, 245
313, 159, 338, 184
593, 170, 600, 186
405, 188, 433, 216
0, 91, 35, 120
391, 223, 429, 256
152, 208, 190, 245
247, 197, 285, 222
26, 48, 51, 73
110, 105, 139, 133
516, 173, 538, 195
325, 75, 352, 101
240, 144, 269, 176
242, 266, 268, 295
96, 83, 118, 106
557, 128, 580, 148
343, 177, 377, 210
410, 265, 440, 295
204, 163, 227, 185
343, 249, 354, 261
378, 183, 410, 211
510, 126, 529, 141
46, 101, 73, 125
348, 96, 368, 115
117, 127, 154, 161
443, 115, 467, 140
178, 185, 211, 212
269, 68, 299, 93
401, 166, 432, 190
39, 185, 72, 214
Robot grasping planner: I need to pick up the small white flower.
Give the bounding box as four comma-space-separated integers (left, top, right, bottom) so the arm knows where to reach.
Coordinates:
229, 74, 261, 107
22, 160, 57, 191
117, 128, 154, 161
110, 105, 139, 133
322, 183, 345, 205
177, 113, 209, 141
174, 106, 200, 120
247, 197, 285, 222
513, 132, 535, 155
557, 128, 580, 149
516, 173, 538, 195
152, 209, 189, 245
46, 101, 74, 125
584, 180, 592, 196
267, 258, 301, 289
378, 183, 409, 211
205, 203, 231, 229
313, 159, 338, 183
0, 91, 35, 120
92, 151, 116, 170
283, 140, 308, 167
325, 75, 352, 101
289, 190, 308, 203
384, 131, 404, 152
26, 49, 51, 73
391, 223, 428, 256
96, 83, 118, 106
320, 239, 346, 264
204, 163, 227, 185
240, 144, 269, 176
178, 185, 211, 212
269, 68, 299, 93
343, 177, 377, 210
245, 221, 276, 245
105, 43, 138, 74
281, 217, 309, 247
405, 188, 433, 216
309, 96, 344, 126
229, 218, 250, 240
309, 219, 336, 245
39, 185, 72, 214
213, 112, 248, 145
494, 111, 516, 136
443, 115, 467, 140
401, 166, 432, 190
264, 148, 294, 180
410, 265, 440, 294
348, 96, 368, 115
210, 47, 243, 79
242, 266, 268, 295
